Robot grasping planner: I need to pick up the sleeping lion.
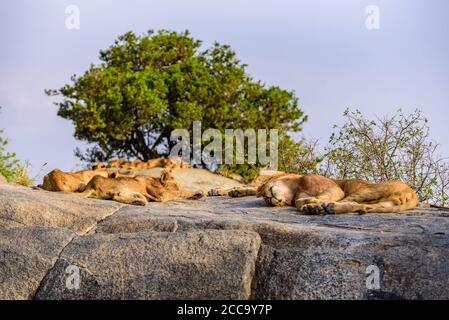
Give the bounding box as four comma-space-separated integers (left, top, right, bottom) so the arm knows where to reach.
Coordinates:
40, 168, 113, 192
78, 169, 205, 206
40, 167, 204, 206
210, 171, 418, 214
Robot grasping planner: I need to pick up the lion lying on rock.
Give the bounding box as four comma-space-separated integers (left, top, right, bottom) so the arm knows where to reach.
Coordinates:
78, 169, 205, 206
259, 173, 418, 214
41, 168, 113, 192
210, 171, 418, 214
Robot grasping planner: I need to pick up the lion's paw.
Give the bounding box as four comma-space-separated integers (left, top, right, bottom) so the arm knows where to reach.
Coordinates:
229, 188, 255, 197
208, 188, 228, 196
295, 197, 320, 208
189, 190, 206, 200
300, 203, 327, 215
319, 202, 336, 214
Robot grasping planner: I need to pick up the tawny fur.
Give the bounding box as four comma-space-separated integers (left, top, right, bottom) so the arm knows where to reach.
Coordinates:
77, 169, 205, 206
41, 168, 113, 192
255, 172, 418, 214
94, 157, 191, 172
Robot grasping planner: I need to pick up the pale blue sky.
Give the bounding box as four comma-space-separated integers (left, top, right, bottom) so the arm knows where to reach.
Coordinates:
1, 0, 448, 177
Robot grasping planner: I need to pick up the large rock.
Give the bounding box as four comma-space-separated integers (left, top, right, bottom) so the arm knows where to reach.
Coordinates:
94, 197, 449, 299
1, 184, 449, 299
0, 226, 75, 300
136, 167, 243, 192
35, 230, 261, 300
0, 185, 122, 234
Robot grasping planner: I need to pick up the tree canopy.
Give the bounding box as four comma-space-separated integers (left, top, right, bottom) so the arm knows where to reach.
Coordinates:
47, 29, 306, 169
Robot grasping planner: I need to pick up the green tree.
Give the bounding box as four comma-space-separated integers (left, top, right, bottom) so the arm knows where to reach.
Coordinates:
46, 30, 306, 173
277, 134, 322, 174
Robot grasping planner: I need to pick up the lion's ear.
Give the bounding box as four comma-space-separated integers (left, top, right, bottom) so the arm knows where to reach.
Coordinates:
109, 172, 118, 178
160, 169, 174, 184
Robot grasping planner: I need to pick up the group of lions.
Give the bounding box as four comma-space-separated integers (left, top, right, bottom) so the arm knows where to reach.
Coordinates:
39, 158, 419, 214
91, 157, 190, 172
40, 157, 203, 206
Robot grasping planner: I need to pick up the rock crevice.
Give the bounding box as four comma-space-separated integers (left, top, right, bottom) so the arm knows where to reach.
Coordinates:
31, 205, 123, 299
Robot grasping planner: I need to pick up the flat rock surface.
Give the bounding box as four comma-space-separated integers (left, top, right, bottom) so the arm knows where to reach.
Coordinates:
1, 184, 449, 299
136, 167, 243, 192
0, 185, 122, 234
0, 226, 75, 299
